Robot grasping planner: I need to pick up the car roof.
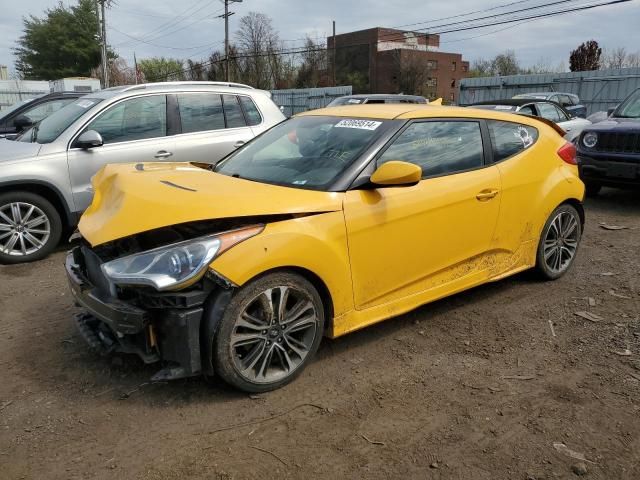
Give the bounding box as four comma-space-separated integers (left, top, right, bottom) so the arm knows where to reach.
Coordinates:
472, 98, 571, 114
299, 104, 560, 125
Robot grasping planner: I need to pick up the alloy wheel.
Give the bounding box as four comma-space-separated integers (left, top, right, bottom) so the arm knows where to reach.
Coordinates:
542, 210, 579, 274
0, 202, 51, 257
230, 286, 319, 384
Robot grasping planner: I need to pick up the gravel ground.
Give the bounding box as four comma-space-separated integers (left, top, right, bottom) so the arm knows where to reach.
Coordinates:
1, 188, 639, 480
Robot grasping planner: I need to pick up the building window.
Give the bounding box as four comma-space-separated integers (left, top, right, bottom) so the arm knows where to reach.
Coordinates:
426, 77, 437, 87
462, 65, 468, 72
452, 61, 457, 71
451, 79, 456, 88
427, 60, 437, 70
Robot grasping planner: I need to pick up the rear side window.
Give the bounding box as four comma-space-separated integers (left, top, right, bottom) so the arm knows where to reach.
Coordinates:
379, 121, 484, 178
238, 96, 262, 126
488, 120, 538, 162
178, 93, 224, 133
537, 102, 562, 123
222, 95, 247, 128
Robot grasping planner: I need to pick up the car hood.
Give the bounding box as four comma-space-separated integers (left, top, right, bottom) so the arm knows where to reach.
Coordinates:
79, 162, 344, 246
0, 139, 42, 162
585, 117, 640, 132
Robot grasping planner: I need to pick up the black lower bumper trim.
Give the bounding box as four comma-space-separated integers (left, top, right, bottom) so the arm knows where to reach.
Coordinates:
66, 248, 209, 379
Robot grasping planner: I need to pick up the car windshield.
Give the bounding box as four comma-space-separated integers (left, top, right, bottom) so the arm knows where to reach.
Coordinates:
327, 97, 365, 107
215, 115, 392, 190
0, 98, 35, 120
513, 94, 547, 100
615, 89, 640, 118
19, 97, 103, 144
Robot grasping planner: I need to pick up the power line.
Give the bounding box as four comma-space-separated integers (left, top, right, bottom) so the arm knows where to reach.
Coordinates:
113, 0, 214, 47
109, 25, 224, 51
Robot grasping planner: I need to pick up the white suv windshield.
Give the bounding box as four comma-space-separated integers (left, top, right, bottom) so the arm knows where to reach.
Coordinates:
615, 90, 640, 118
20, 98, 103, 144
215, 116, 391, 190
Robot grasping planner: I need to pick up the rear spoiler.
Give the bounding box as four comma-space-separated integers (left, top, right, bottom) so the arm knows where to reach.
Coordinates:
517, 114, 566, 137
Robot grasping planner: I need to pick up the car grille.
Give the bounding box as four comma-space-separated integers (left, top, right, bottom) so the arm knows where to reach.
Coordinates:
595, 132, 640, 154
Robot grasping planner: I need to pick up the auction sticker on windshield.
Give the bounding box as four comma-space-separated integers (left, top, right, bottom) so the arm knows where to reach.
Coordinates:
335, 119, 382, 130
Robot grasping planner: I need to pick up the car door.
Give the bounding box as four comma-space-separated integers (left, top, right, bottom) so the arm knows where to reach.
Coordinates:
343, 119, 501, 310
485, 119, 544, 273
67, 94, 175, 212
171, 92, 255, 164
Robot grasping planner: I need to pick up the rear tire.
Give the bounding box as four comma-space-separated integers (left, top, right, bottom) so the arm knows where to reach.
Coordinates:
584, 182, 601, 197
0, 191, 62, 264
212, 272, 325, 392
535, 204, 582, 280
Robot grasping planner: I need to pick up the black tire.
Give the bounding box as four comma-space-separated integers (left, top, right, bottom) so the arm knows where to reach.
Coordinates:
584, 182, 602, 197
212, 272, 325, 393
0, 191, 62, 264
535, 204, 582, 280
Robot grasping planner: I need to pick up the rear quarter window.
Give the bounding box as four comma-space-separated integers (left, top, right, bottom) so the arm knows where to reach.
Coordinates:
238, 96, 263, 126
487, 120, 539, 162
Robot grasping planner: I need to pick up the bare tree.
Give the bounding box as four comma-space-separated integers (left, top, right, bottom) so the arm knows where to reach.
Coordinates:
235, 12, 279, 89
296, 36, 327, 88
395, 51, 432, 95
91, 57, 135, 86
602, 47, 628, 69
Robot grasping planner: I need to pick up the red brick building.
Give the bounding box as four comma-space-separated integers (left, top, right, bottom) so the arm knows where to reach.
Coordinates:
327, 27, 469, 103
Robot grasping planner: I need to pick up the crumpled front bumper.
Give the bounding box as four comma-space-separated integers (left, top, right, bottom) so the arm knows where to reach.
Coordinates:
65, 247, 208, 380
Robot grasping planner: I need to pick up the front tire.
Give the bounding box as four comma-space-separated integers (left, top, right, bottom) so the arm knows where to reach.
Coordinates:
535, 204, 582, 280
212, 272, 325, 392
0, 191, 62, 264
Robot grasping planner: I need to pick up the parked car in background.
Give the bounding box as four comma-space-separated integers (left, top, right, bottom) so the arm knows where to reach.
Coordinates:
575, 87, 640, 196
327, 94, 427, 107
0, 81, 285, 264
66, 104, 584, 392
0, 92, 81, 139
470, 99, 591, 141
513, 92, 586, 118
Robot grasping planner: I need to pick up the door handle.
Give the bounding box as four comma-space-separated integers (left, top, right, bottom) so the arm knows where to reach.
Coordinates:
154, 150, 173, 159
476, 189, 499, 201
234, 141, 246, 149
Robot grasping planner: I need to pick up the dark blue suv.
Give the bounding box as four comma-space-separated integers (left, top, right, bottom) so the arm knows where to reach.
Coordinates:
576, 88, 640, 195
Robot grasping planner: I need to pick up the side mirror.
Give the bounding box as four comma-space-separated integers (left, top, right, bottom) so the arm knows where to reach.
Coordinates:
76, 130, 103, 149
607, 106, 617, 117
370, 161, 422, 186
13, 115, 33, 130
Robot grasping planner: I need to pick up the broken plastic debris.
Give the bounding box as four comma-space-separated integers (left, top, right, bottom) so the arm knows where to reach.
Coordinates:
553, 442, 595, 464
574, 311, 603, 322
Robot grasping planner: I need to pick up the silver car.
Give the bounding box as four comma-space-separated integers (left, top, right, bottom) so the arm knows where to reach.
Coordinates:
0, 82, 285, 263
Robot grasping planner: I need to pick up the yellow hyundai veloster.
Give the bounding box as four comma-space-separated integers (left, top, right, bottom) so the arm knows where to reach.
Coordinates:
66, 104, 584, 392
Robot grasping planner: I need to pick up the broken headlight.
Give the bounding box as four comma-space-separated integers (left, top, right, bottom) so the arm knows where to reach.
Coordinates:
101, 226, 263, 291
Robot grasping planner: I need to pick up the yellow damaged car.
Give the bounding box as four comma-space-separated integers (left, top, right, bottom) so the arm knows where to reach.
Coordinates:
66, 104, 584, 392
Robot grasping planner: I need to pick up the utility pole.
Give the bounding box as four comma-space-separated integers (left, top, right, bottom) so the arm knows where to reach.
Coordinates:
219, 0, 242, 82
97, 0, 109, 88
332, 20, 336, 87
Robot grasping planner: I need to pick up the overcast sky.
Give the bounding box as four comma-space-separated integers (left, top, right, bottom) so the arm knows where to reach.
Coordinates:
1, 0, 639, 75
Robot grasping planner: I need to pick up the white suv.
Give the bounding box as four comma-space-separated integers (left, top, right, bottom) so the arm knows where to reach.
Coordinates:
0, 82, 285, 263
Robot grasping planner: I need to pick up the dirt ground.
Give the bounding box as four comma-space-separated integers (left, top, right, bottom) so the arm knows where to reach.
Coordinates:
1, 188, 639, 480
